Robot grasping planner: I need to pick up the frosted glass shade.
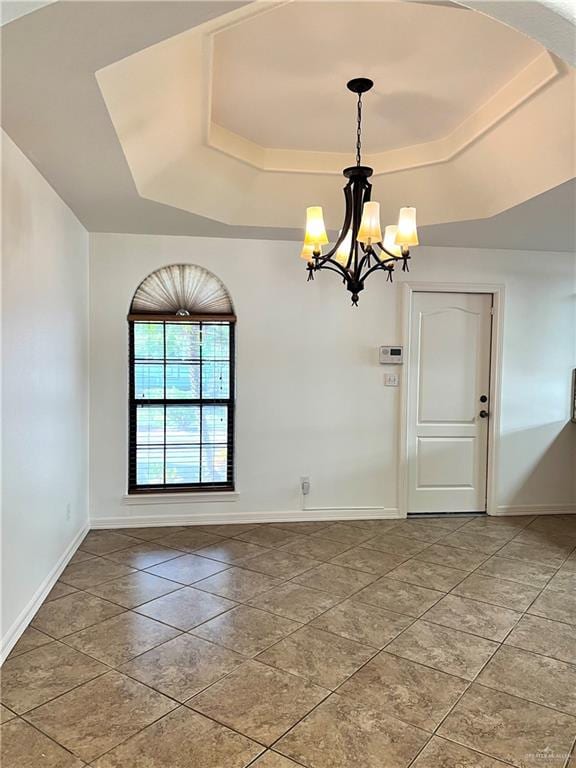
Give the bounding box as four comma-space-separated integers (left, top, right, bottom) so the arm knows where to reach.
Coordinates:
304, 206, 329, 249
395, 207, 419, 247
383, 225, 402, 258
300, 243, 317, 262
334, 230, 353, 267
357, 201, 383, 245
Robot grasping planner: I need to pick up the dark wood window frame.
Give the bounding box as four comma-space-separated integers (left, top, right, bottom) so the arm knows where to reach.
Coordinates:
128, 314, 235, 494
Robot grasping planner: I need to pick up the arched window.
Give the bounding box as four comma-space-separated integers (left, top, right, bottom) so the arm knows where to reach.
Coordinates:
128, 264, 235, 494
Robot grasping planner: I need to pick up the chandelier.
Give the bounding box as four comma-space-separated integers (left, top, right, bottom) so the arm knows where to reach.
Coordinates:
300, 78, 419, 306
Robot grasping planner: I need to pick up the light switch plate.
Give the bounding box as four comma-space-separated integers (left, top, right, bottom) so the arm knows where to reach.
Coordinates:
384, 373, 399, 387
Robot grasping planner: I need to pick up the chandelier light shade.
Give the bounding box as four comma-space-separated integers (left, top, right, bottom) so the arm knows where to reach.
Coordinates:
383, 225, 402, 259
300, 243, 316, 261
335, 230, 353, 267
304, 206, 329, 250
396, 207, 419, 247
357, 201, 383, 245
301, 78, 419, 305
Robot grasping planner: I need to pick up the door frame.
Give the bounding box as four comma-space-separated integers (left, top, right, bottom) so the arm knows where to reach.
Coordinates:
398, 282, 505, 519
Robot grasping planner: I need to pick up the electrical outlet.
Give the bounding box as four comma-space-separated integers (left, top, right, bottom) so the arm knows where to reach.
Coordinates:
300, 476, 311, 495
66, 503, 72, 521
384, 373, 399, 387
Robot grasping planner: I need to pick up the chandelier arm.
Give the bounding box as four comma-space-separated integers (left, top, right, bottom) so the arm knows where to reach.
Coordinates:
358, 248, 374, 274
360, 261, 395, 283
345, 240, 356, 272
354, 177, 372, 259
362, 178, 373, 203
315, 181, 354, 265
314, 260, 350, 280
349, 176, 370, 273
375, 243, 402, 262
355, 245, 375, 277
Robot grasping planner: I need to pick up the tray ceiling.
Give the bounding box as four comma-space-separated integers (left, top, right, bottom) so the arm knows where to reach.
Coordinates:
96, 1, 575, 229
212, 2, 542, 154
2, 0, 575, 247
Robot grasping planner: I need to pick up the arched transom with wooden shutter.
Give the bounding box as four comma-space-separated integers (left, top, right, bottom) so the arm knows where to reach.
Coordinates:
128, 264, 235, 493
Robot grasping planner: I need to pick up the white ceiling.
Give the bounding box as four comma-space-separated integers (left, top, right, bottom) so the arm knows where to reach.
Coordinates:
464, 0, 576, 66
1, 0, 574, 250
212, 2, 541, 153
96, 2, 573, 231
0, 0, 56, 26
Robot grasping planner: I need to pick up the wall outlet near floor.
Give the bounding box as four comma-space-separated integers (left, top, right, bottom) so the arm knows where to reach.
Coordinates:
66, 503, 72, 521
384, 373, 399, 387
300, 476, 311, 495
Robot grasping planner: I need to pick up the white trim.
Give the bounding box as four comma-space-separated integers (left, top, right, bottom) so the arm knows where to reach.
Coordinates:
91, 507, 402, 529
398, 282, 505, 518
207, 51, 558, 176
0, 523, 89, 663
303, 505, 390, 513
495, 504, 576, 516
122, 491, 239, 506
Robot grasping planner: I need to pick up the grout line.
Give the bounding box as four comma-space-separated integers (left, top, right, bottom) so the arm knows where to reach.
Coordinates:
474, 672, 576, 719
187, 613, 306, 659
9, 517, 576, 767
30, 605, 131, 642
24, 528, 402, 757
4, 715, 89, 764
262, 690, 347, 758
55, 620, 185, 670
17, 663, 113, 718
400, 525, 576, 766
405, 734, 518, 768
244, 749, 309, 768
185, 674, 334, 753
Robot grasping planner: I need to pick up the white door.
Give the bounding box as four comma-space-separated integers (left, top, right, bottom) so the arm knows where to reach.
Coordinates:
407, 292, 492, 514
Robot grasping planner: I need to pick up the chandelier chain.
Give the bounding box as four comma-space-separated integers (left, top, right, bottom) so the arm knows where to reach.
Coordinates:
356, 93, 362, 166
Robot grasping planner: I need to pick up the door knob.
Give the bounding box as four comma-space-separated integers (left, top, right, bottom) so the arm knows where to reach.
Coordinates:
479, 410, 489, 418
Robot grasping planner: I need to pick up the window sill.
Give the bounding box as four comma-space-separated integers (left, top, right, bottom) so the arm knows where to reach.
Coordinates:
122, 491, 239, 506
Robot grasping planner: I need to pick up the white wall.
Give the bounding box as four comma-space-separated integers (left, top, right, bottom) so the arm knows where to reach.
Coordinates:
1, 133, 89, 656
89, 233, 575, 526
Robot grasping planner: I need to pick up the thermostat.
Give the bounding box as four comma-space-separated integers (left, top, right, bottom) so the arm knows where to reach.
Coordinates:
379, 346, 403, 364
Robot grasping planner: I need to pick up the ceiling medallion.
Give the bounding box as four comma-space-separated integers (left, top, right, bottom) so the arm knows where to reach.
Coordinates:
301, 78, 419, 306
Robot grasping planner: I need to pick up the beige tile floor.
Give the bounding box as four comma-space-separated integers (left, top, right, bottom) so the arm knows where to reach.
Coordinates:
2, 514, 576, 767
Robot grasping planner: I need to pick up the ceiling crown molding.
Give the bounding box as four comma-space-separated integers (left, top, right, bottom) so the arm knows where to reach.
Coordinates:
207, 50, 560, 175
96, 0, 576, 229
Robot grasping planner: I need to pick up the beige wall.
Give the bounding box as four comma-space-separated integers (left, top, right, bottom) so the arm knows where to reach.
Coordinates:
89, 232, 576, 527
1, 130, 574, 657
1, 132, 89, 656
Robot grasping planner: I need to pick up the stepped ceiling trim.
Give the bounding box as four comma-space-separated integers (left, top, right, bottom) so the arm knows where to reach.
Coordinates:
207, 51, 559, 175
2, 0, 574, 245
93, 0, 576, 230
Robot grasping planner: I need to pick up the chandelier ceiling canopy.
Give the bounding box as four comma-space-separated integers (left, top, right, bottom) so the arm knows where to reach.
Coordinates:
301, 78, 419, 306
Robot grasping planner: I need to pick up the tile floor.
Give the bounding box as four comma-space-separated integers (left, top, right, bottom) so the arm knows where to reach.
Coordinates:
2, 514, 576, 767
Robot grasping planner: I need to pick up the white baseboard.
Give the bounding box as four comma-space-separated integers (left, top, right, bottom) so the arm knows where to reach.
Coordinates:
494, 504, 576, 516
122, 491, 239, 505
90, 502, 576, 529
90, 507, 402, 529
1, 523, 89, 663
